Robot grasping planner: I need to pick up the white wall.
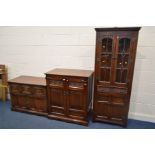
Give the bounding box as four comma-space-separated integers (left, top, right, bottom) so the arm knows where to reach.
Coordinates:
0, 26, 154, 123
0, 27, 95, 78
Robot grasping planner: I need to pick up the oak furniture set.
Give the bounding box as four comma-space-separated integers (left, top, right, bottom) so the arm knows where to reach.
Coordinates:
8, 27, 141, 127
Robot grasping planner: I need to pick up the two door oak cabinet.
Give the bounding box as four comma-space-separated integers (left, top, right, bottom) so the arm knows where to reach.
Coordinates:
9, 76, 47, 116
93, 27, 141, 127
45, 68, 94, 126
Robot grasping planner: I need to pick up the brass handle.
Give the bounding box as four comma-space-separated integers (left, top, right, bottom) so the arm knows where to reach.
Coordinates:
81, 79, 87, 83
83, 83, 87, 87
62, 78, 66, 82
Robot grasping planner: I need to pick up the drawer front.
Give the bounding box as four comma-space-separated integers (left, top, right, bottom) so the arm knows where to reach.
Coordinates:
68, 77, 88, 90
47, 75, 64, 88
97, 85, 128, 97
47, 75, 88, 90
46, 75, 65, 81
96, 93, 127, 106
48, 79, 63, 88
68, 77, 88, 83
46, 75, 87, 83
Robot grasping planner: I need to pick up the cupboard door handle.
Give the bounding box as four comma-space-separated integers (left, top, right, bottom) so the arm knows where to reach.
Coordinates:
81, 79, 87, 83
83, 83, 87, 87
62, 78, 66, 82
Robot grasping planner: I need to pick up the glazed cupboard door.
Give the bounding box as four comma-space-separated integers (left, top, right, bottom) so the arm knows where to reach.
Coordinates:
113, 35, 134, 88
95, 34, 115, 86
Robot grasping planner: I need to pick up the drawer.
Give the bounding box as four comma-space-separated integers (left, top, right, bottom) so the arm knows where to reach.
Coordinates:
97, 85, 128, 97
68, 77, 88, 83
96, 94, 127, 106
47, 75, 88, 83
68, 77, 88, 89
33, 87, 46, 98
46, 75, 68, 82
48, 79, 63, 87
68, 82, 85, 90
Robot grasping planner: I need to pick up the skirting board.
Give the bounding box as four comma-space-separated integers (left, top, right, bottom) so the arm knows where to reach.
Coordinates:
129, 112, 155, 123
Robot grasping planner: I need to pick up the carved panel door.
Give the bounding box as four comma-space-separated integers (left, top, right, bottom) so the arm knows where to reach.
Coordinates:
49, 80, 66, 115
67, 81, 87, 118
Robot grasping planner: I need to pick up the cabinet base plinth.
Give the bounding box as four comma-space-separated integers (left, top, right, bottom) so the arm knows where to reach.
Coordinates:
93, 115, 127, 127
11, 107, 48, 117
48, 114, 88, 126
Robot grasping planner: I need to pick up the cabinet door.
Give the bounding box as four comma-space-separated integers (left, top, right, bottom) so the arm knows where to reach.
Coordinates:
113, 35, 134, 87
95, 34, 115, 86
48, 80, 66, 115
35, 99, 47, 113
67, 81, 87, 118
33, 87, 47, 112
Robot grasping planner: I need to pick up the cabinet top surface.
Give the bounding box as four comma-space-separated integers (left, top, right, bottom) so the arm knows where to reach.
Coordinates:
45, 68, 93, 77
8, 76, 46, 86
95, 27, 141, 32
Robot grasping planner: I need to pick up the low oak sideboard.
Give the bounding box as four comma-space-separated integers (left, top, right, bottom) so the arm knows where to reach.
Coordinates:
9, 76, 47, 116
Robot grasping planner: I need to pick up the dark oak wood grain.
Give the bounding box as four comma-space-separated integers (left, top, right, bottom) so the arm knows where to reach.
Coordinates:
93, 27, 141, 127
